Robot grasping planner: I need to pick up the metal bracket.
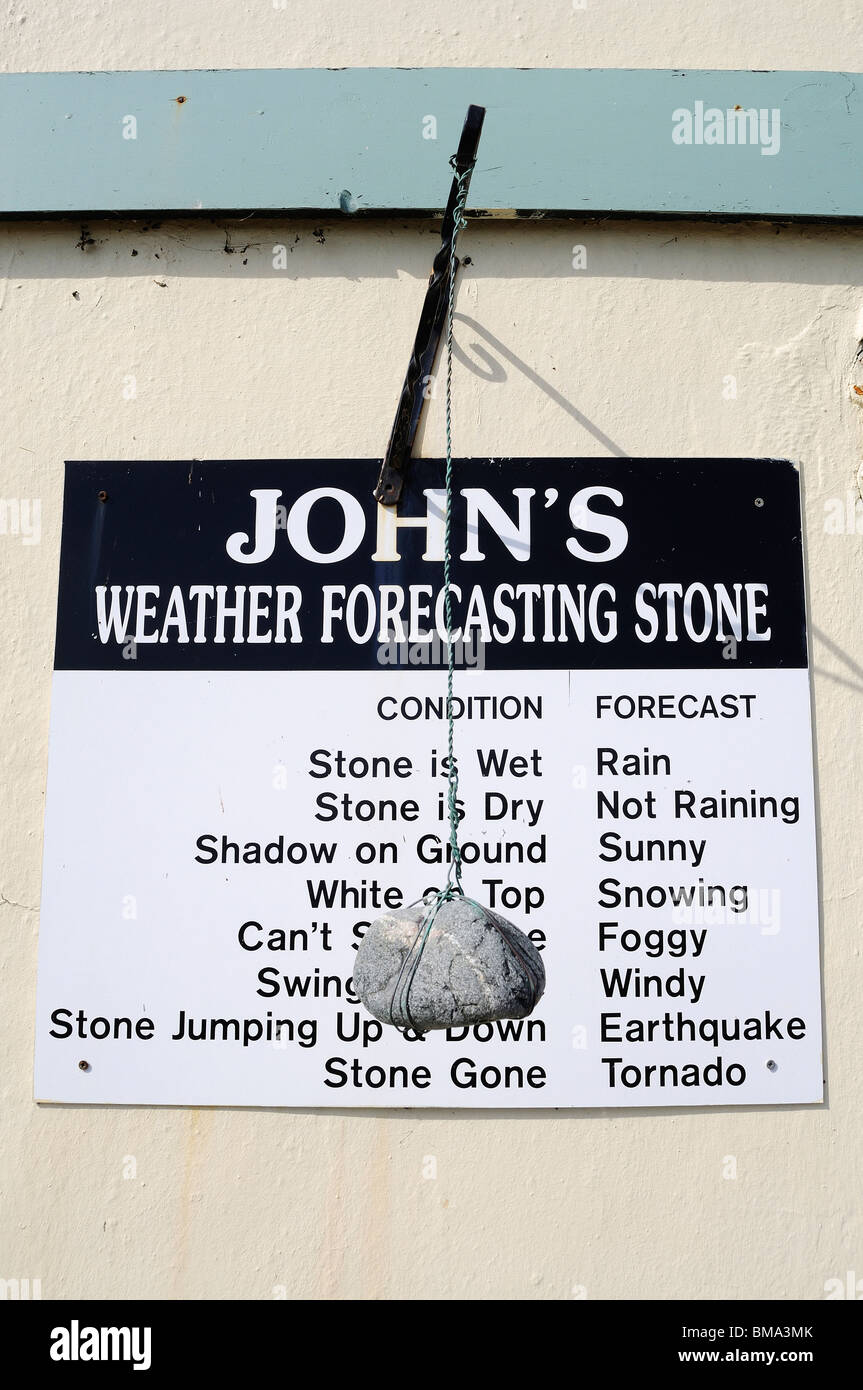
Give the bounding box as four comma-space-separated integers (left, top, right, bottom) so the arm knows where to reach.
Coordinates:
373, 103, 486, 506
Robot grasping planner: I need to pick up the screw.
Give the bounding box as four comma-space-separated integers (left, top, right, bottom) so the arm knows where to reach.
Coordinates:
754, 497, 764, 508
98, 490, 108, 503
766, 1059, 778, 1072
78, 1060, 91, 1072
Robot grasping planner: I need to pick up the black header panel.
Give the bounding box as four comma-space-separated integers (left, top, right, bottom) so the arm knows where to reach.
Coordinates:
54, 458, 807, 672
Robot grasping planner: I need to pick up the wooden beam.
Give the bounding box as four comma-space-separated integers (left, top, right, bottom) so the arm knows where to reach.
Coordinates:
1, 68, 860, 218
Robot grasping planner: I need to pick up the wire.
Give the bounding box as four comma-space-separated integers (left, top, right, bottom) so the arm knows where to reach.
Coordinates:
386, 158, 544, 1037
440, 160, 474, 899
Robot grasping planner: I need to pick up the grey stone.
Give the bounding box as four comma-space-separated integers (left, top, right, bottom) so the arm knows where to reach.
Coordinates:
353, 895, 545, 1032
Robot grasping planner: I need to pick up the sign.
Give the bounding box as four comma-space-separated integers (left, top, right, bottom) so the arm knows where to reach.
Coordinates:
36, 458, 823, 1107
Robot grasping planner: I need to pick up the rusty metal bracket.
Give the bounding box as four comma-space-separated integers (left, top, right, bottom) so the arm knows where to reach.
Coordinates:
373, 104, 486, 506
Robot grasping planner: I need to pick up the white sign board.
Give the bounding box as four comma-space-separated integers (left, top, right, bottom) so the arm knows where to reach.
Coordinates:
36, 458, 823, 1107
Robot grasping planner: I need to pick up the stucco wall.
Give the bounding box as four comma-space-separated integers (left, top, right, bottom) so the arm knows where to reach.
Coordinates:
1, 6, 861, 1300
2, 0, 863, 74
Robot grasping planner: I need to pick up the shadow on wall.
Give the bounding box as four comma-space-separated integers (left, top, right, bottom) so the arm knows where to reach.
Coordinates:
453, 312, 629, 455
811, 626, 863, 695
422, 311, 629, 458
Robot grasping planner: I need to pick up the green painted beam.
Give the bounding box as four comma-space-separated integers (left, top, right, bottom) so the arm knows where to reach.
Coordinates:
1, 68, 861, 219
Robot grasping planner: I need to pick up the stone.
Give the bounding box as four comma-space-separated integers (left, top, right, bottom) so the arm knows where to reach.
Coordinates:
353, 895, 545, 1032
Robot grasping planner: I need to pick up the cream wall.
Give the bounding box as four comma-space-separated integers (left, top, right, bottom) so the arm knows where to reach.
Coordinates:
1, 5, 861, 1301
1, 0, 863, 74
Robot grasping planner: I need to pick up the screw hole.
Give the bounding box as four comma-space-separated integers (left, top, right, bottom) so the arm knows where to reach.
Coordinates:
754, 497, 764, 508
98, 490, 108, 503
766, 1059, 778, 1072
